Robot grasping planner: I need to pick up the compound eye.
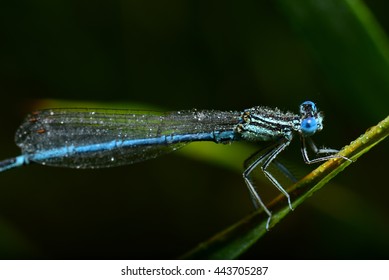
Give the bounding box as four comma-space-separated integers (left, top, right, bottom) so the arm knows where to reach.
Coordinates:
301, 117, 318, 136
300, 101, 317, 115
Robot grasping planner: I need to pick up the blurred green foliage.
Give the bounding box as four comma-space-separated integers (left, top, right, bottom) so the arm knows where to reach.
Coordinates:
0, 0, 388, 259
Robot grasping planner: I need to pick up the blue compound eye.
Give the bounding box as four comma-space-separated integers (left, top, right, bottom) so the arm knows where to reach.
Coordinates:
300, 101, 317, 115
301, 117, 318, 136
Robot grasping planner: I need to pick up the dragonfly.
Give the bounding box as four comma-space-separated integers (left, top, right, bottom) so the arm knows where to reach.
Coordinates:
0, 101, 348, 229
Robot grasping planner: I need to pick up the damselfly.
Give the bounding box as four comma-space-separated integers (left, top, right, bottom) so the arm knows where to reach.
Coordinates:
0, 101, 348, 229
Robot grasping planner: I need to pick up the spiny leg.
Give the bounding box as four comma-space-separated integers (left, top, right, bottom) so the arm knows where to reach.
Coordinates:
301, 136, 351, 164
245, 145, 297, 184
260, 139, 294, 211
243, 138, 293, 230
243, 144, 280, 230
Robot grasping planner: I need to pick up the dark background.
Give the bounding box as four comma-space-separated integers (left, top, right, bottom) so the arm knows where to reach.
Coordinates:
0, 0, 388, 259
